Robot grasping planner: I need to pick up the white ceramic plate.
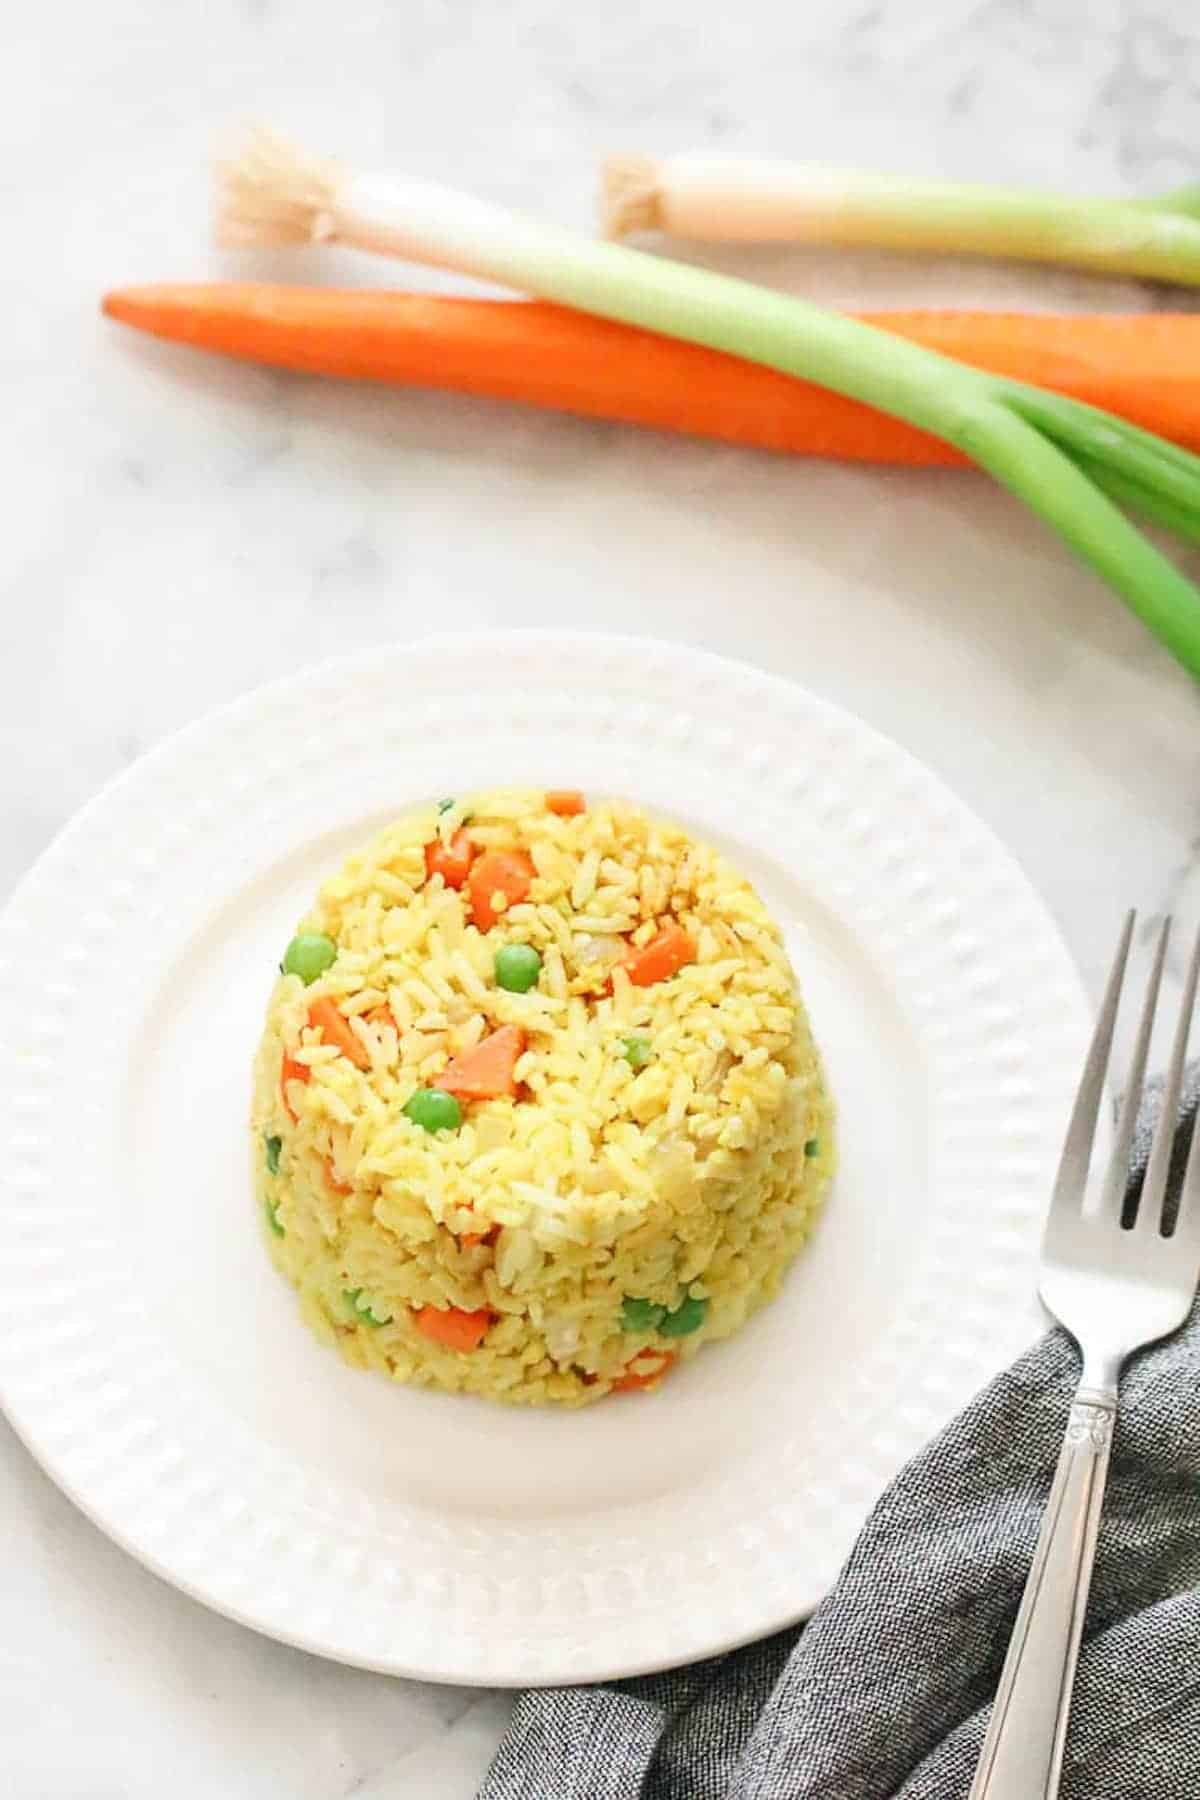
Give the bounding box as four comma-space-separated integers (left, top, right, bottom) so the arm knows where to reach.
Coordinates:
0, 632, 1088, 1686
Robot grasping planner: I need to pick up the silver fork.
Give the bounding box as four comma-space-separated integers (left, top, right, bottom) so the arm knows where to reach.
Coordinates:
969, 911, 1200, 1800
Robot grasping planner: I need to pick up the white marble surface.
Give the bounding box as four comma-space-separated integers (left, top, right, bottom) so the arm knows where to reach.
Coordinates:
5, 0, 1200, 1793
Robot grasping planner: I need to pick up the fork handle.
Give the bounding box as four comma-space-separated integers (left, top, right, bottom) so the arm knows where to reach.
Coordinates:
968, 1386, 1116, 1800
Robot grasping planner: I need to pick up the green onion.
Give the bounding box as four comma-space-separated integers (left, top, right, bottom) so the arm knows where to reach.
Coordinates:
265, 1199, 285, 1238
264, 1133, 282, 1175
804, 1138, 820, 1158
602, 153, 1200, 288
215, 130, 1200, 680
620, 1036, 653, 1071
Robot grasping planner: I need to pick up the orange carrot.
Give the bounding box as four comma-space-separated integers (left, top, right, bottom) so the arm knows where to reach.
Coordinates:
439, 1024, 527, 1100
467, 849, 536, 931
424, 828, 477, 890
612, 1351, 676, 1393
325, 1158, 353, 1196
364, 1004, 396, 1031
622, 922, 697, 988
280, 1053, 310, 1121
307, 998, 371, 1071
545, 789, 586, 816
101, 286, 1200, 465
413, 1304, 493, 1352
457, 1201, 499, 1251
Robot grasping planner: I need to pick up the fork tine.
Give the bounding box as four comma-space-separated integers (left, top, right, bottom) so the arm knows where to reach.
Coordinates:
1099, 915, 1171, 1223
1141, 922, 1200, 1234
1050, 910, 1135, 1219
1172, 1096, 1200, 1257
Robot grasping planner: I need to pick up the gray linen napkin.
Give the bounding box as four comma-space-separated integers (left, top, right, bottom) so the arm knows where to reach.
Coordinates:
479, 1072, 1200, 1799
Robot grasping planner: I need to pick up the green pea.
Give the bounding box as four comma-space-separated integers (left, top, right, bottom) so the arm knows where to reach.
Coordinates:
620, 1036, 653, 1072
621, 1295, 667, 1331
282, 932, 337, 985
495, 942, 542, 993
343, 1287, 391, 1328
265, 1199, 285, 1238
403, 1087, 463, 1134
660, 1294, 709, 1338
264, 1134, 282, 1175
804, 1138, 820, 1158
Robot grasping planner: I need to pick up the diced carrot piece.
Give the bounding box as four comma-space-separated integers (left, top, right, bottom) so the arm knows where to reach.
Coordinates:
545, 789, 586, 816
280, 1053, 310, 1121
622, 922, 697, 988
307, 998, 371, 1071
612, 1352, 676, 1393
365, 1005, 396, 1031
413, 1304, 493, 1352
424, 828, 477, 890
458, 1201, 499, 1251
438, 1025, 526, 1100
467, 849, 536, 930
325, 1158, 353, 1196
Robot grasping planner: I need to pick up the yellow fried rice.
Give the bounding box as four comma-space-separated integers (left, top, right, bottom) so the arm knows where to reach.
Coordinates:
250, 788, 833, 1405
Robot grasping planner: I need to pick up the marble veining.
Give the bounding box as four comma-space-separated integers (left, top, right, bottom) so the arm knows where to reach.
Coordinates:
4, 0, 1200, 1793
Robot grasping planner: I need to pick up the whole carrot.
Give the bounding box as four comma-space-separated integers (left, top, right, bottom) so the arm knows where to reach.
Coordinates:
103, 284, 1200, 467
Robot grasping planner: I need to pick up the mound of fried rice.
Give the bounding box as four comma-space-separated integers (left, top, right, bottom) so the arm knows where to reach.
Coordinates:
251, 788, 832, 1405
